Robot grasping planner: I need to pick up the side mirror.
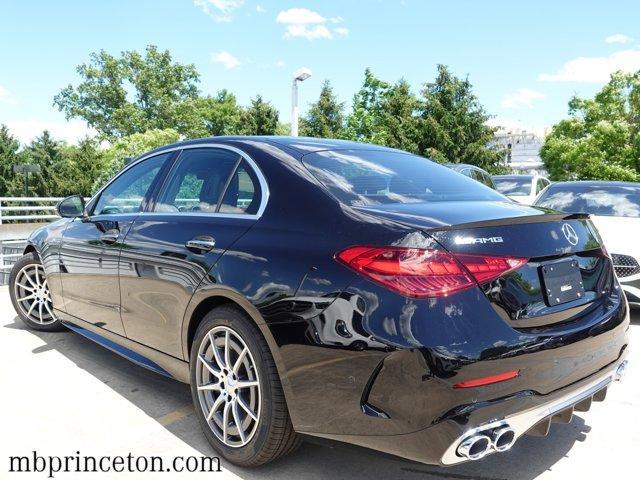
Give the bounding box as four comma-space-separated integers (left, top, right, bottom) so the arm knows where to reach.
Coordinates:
56, 195, 86, 218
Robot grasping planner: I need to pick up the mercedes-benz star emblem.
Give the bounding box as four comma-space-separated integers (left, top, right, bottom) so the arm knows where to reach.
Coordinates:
561, 223, 579, 246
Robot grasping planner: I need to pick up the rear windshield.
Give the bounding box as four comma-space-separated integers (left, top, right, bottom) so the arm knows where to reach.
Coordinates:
494, 176, 532, 196
302, 150, 504, 206
535, 184, 640, 217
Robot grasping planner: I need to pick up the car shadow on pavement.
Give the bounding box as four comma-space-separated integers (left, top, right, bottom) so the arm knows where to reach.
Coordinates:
3, 316, 604, 480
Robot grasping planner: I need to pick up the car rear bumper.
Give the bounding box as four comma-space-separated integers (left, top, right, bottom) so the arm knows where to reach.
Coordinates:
440, 355, 628, 464
299, 287, 630, 466
311, 353, 628, 466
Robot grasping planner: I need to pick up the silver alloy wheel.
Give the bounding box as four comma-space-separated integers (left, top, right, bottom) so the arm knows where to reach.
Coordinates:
13, 263, 57, 325
196, 325, 261, 448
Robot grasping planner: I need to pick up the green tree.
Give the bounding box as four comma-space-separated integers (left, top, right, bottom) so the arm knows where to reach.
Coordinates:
345, 71, 420, 151
416, 65, 504, 171
275, 122, 291, 135
21, 131, 63, 196
173, 90, 244, 138
541, 70, 640, 181
0, 125, 24, 196
55, 138, 107, 196
93, 128, 181, 191
344, 68, 391, 144
300, 80, 345, 138
242, 96, 279, 135
376, 79, 420, 151
54, 45, 200, 139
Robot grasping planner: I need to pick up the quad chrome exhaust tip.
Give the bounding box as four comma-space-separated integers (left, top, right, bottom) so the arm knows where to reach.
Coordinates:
456, 434, 492, 461
456, 425, 517, 460
444, 361, 626, 465
491, 426, 516, 452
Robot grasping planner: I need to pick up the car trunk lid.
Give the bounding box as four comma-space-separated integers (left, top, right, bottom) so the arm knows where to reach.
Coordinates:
357, 202, 614, 329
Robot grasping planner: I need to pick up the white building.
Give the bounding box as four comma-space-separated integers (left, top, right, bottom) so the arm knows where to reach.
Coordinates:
493, 129, 547, 175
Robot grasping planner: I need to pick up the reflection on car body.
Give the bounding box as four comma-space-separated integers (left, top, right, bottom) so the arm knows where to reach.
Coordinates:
10, 137, 629, 468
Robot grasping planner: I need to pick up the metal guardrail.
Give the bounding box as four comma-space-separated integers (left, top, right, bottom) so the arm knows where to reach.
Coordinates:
0, 238, 27, 285
0, 197, 65, 224
0, 197, 63, 284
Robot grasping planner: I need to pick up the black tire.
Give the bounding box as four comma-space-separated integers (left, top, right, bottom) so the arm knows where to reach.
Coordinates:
9, 252, 66, 332
190, 305, 301, 466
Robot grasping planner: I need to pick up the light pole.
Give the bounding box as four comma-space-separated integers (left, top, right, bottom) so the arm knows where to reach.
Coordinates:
291, 67, 312, 136
13, 164, 41, 197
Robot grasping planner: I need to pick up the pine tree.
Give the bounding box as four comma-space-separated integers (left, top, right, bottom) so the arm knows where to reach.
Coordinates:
300, 80, 345, 139
242, 96, 279, 135
416, 65, 504, 171
24, 131, 62, 196
0, 125, 24, 196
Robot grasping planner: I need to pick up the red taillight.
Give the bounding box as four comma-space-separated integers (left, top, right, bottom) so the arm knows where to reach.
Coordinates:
336, 246, 527, 298
453, 369, 520, 389
455, 254, 528, 284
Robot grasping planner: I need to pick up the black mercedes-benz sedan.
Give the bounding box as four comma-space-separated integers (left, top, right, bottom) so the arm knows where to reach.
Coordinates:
9, 137, 629, 467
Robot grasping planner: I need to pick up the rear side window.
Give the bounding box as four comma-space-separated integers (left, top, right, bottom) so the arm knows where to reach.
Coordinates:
220, 160, 262, 215
154, 148, 240, 213
481, 172, 495, 189
470, 168, 494, 188
302, 150, 504, 206
470, 169, 483, 182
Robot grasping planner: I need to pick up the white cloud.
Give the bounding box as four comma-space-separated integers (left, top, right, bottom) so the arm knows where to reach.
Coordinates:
275, 59, 285, 68
0, 85, 17, 104
211, 51, 242, 69
194, 0, 244, 22
501, 88, 545, 109
277, 8, 325, 24
276, 8, 347, 40
538, 48, 640, 82
6, 119, 95, 145
256, 4, 265, 13
605, 33, 633, 44
285, 24, 332, 40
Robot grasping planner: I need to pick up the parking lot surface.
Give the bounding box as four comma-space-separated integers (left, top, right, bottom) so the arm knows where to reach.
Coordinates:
1, 285, 638, 479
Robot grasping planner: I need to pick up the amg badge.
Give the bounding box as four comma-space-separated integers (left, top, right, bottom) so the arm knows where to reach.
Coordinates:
454, 236, 504, 245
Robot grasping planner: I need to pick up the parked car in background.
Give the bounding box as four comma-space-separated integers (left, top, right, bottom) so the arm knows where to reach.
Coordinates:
493, 174, 550, 204
446, 163, 496, 189
9, 137, 628, 467
535, 181, 640, 307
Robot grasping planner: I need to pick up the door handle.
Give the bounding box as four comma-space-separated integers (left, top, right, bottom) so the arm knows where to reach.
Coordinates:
100, 229, 120, 245
186, 235, 216, 253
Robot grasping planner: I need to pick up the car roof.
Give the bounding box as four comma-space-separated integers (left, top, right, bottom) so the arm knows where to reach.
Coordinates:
136, 135, 400, 160
447, 163, 472, 168
545, 180, 640, 188
493, 174, 534, 180
445, 164, 488, 172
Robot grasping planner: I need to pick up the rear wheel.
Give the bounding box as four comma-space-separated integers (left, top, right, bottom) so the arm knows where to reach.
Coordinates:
190, 306, 301, 466
9, 252, 65, 332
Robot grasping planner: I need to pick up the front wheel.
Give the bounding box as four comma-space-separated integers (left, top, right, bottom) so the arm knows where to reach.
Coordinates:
190, 306, 301, 466
9, 252, 65, 332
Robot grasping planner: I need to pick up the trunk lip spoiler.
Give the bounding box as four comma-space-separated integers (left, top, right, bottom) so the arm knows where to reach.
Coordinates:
427, 212, 591, 233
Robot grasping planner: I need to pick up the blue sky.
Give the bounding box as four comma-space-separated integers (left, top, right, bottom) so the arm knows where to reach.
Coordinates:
1, 0, 639, 144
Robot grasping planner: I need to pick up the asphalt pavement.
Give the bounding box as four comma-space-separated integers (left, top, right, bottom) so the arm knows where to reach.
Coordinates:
1, 285, 638, 479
